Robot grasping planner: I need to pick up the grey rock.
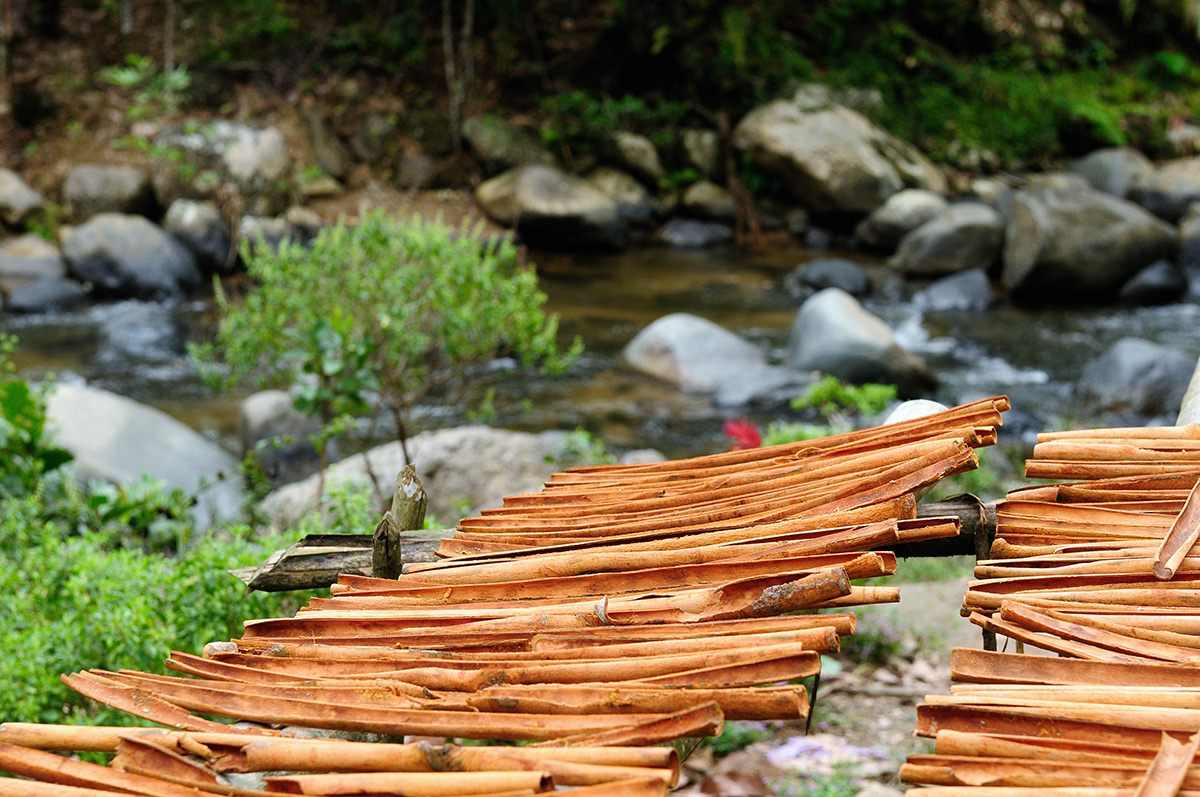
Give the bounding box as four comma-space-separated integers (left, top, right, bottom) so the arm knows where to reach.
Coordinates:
164, 199, 232, 272
784, 258, 871, 300
1069, 147, 1154, 197
681, 128, 721, 180
46, 383, 243, 530
396, 150, 438, 191
0, 233, 65, 292
475, 165, 627, 251
63, 164, 156, 221
1130, 157, 1200, 222
587, 167, 655, 227
462, 116, 554, 174
91, 301, 188, 370
1078, 337, 1193, 416
302, 110, 353, 180
619, 448, 667, 465
624, 312, 765, 393
681, 180, 737, 222
785, 208, 810, 239
62, 213, 201, 301
734, 100, 945, 214
262, 426, 574, 527
786, 288, 936, 397
610, 130, 664, 184
881, 399, 949, 425
914, 269, 994, 312
854, 189, 948, 251
239, 389, 325, 487
284, 206, 325, 238
1180, 203, 1200, 269
4, 277, 88, 314
805, 227, 833, 250
153, 121, 292, 216
349, 111, 398, 163
0, 168, 46, 226
238, 215, 300, 256
792, 82, 884, 114
889, 203, 1005, 276
1118, 260, 1188, 305
656, 218, 733, 249
713, 363, 816, 407
1003, 180, 1178, 299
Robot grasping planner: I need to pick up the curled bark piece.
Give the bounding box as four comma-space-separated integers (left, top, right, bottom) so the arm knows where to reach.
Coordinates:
1155, 480, 1200, 580
1133, 731, 1200, 797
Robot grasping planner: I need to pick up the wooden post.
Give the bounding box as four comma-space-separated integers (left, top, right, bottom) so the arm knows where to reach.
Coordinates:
372, 465, 427, 580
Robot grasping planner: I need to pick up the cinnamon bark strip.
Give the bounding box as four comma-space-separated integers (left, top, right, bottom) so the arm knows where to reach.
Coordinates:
0, 741, 224, 797
531, 702, 724, 747
949, 647, 1200, 687
915, 704, 1188, 747
932, 729, 1160, 763
946, 685, 1200, 710
900, 755, 1166, 789
467, 684, 806, 721
60, 673, 276, 733
997, 601, 1200, 664
967, 612, 1157, 663
1133, 731, 1200, 797
1037, 424, 1200, 442
530, 778, 666, 797
1032, 440, 1200, 463
1025, 461, 1200, 481
312, 551, 892, 606
0, 782, 140, 797
1155, 480, 1200, 580
110, 735, 222, 788
262, 770, 552, 796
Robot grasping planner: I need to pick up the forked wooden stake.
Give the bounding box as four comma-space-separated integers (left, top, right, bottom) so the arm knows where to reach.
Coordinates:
373, 464, 427, 580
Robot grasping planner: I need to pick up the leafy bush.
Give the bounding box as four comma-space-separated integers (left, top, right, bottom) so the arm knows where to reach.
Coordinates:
198, 212, 579, 475
0, 497, 309, 725
0, 334, 72, 498
791, 376, 897, 420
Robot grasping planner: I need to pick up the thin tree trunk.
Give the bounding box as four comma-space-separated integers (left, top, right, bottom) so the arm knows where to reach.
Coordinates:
459, 0, 474, 109
442, 0, 460, 152
163, 0, 176, 72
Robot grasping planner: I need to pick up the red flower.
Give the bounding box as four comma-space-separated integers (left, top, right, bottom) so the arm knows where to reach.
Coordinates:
723, 418, 762, 451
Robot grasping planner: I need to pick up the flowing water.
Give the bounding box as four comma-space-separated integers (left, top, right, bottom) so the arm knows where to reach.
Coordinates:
5, 241, 1199, 462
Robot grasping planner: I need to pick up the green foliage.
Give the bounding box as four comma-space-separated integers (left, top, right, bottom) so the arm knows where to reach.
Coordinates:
550, 428, 617, 468
98, 54, 191, 118
23, 204, 63, 244
790, 376, 898, 419
77, 476, 196, 554
0, 497, 309, 725
704, 720, 780, 757
0, 335, 72, 498
197, 212, 580, 465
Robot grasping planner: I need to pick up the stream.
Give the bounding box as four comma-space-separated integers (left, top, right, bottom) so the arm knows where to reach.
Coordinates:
4, 240, 1199, 462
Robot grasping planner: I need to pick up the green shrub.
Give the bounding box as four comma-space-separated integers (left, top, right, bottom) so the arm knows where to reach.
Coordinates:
791, 376, 898, 420
0, 498, 310, 725
196, 212, 580, 476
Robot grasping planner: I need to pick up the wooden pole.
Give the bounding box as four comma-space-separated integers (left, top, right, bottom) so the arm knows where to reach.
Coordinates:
373, 465, 427, 580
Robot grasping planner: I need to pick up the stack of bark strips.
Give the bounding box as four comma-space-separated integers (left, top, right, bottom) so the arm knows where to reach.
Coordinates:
903, 424, 1200, 795
0, 397, 1008, 797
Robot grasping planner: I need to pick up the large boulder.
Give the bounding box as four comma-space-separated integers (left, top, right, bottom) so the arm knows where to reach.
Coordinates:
609, 131, 664, 185
1002, 180, 1178, 299
1181, 203, 1200, 269
0, 233, 65, 293
63, 163, 156, 221
854, 189, 947, 252
62, 213, 201, 301
1078, 338, 1193, 417
913, 269, 994, 313
733, 95, 944, 214
587, 168, 655, 227
1129, 157, 1200, 222
1118, 260, 1188, 306
164, 199, 232, 272
90, 300, 188, 372
475, 165, 627, 250
681, 129, 721, 180
1069, 147, 1154, 198
152, 122, 292, 216
462, 116, 555, 174
783, 258, 871, 301
681, 180, 737, 222
46, 383, 243, 530
888, 203, 1005, 277
261, 426, 576, 527
4, 277, 87, 314
624, 312, 811, 405
656, 218, 733, 249
786, 288, 935, 396
0, 168, 45, 226
301, 110, 352, 180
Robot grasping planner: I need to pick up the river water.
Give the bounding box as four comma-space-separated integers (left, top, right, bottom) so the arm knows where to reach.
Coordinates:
4, 241, 1199, 461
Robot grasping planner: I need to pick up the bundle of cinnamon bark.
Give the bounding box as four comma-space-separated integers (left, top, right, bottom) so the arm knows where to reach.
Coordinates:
904, 423, 1200, 795
0, 397, 1009, 796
